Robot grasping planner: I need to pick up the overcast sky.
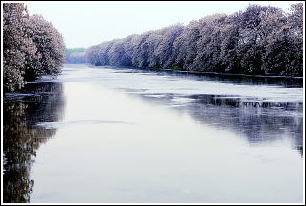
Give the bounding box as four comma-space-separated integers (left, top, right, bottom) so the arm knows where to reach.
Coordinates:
24, 1, 302, 49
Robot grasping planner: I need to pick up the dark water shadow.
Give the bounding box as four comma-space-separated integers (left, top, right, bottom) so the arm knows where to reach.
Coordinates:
172, 71, 303, 88
132, 91, 303, 157
184, 94, 303, 156
102, 65, 303, 88
3, 81, 65, 203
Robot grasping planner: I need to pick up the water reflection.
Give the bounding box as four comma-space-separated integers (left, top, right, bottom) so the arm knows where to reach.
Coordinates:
134, 92, 303, 157
107, 66, 303, 157
108, 66, 303, 88
186, 95, 303, 155
3, 81, 65, 203
175, 71, 303, 88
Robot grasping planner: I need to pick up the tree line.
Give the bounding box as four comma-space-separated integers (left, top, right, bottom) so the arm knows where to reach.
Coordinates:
85, 4, 303, 77
65, 48, 86, 64
3, 3, 65, 92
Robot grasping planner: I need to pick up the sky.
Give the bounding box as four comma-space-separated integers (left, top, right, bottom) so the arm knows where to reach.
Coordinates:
22, 1, 303, 49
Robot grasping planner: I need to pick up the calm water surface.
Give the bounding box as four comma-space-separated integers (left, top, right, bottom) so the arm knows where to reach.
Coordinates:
3, 64, 304, 203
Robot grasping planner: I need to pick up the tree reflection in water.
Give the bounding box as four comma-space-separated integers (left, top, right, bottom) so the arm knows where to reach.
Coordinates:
3, 81, 65, 203
184, 94, 303, 157
138, 92, 303, 157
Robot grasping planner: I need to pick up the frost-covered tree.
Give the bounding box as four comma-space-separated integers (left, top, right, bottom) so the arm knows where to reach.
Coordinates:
259, 3, 302, 76
108, 38, 131, 66
219, 13, 241, 73
235, 5, 273, 75
155, 24, 184, 68
3, 3, 65, 92
25, 14, 65, 80
85, 3, 303, 77
192, 14, 228, 72
3, 3, 37, 92
85, 45, 100, 65
130, 31, 154, 67
172, 20, 201, 70
145, 32, 164, 67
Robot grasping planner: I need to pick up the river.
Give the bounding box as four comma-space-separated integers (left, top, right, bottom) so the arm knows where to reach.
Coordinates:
3, 64, 304, 203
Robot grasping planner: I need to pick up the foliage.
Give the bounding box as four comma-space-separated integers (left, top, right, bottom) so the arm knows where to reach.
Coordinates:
3, 3, 36, 92
3, 3, 65, 92
85, 3, 303, 77
25, 14, 66, 80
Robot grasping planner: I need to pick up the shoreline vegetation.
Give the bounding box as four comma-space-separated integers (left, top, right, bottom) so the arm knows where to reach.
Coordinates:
3, 3, 303, 94
85, 3, 303, 78
3, 3, 65, 93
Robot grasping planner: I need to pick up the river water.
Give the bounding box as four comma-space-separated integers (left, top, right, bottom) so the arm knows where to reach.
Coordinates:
3, 64, 304, 203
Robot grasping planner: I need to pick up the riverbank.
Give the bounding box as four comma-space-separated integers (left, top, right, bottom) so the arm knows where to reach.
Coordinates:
117, 65, 304, 80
